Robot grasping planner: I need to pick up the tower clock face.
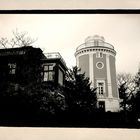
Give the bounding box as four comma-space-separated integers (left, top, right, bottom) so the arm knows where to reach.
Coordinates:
96, 62, 104, 69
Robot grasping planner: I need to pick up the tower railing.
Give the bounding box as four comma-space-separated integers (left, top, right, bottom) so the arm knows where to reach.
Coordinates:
76, 41, 114, 51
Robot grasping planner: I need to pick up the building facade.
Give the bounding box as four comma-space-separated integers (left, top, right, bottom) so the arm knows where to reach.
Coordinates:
75, 35, 120, 112
0, 46, 67, 87
42, 52, 67, 86
0, 46, 43, 86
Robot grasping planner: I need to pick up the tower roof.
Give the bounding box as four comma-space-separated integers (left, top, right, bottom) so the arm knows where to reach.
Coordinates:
85, 35, 105, 43
76, 35, 114, 51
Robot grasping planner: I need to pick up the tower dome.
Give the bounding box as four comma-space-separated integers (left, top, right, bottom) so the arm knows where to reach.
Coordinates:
85, 35, 105, 43
76, 35, 114, 51
75, 35, 120, 112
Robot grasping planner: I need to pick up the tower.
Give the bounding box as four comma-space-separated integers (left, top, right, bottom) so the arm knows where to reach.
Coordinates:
75, 35, 120, 112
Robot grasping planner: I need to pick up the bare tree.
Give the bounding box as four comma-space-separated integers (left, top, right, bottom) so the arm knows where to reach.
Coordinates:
117, 73, 136, 93
0, 38, 8, 48
0, 29, 37, 48
117, 73, 135, 111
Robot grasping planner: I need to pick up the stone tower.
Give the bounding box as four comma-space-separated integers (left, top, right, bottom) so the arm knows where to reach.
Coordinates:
75, 35, 120, 112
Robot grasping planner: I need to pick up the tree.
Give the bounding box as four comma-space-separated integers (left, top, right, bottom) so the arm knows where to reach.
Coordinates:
131, 70, 140, 118
24, 82, 66, 116
64, 66, 97, 115
0, 29, 37, 48
117, 73, 135, 112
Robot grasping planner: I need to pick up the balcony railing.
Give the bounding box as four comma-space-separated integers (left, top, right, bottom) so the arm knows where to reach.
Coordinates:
44, 52, 66, 66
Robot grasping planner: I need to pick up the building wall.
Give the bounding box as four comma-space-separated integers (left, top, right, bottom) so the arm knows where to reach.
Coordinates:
93, 53, 108, 97
0, 47, 67, 87
93, 53, 107, 78
79, 54, 89, 78
109, 55, 119, 98
0, 47, 43, 85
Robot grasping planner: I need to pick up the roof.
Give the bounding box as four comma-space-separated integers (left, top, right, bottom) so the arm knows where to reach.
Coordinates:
43, 52, 68, 70
76, 35, 114, 51
0, 46, 43, 57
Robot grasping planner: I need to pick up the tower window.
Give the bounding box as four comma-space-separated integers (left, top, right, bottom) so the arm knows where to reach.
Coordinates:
8, 63, 16, 74
97, 80, 105, 95
98, 82, 104, 95
96, 62, 104, 69
96, 52, 103, 58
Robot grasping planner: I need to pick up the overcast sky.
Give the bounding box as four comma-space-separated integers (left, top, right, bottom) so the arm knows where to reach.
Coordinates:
0, 14, 140, 74
0, 0, 140, 9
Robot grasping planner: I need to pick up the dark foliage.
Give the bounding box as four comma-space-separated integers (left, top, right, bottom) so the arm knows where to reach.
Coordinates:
119, 82, 129, 112
131, 71, 140, 118
64, 66, 97, 115
24, 81, 66, 116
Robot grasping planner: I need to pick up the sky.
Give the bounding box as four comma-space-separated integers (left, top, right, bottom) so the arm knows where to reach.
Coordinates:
0, 14, 140, 74
0, 0, 140, 9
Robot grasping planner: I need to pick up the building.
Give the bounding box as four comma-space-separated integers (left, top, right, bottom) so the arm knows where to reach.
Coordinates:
42, 52, 67, 86
0, 46, 43, 86
75, 35, 120, 112
0, 46, 67, 87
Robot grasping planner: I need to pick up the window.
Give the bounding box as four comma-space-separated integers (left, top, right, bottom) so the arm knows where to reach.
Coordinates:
8, 63, 16, 74
43, 65, 54, 81
58, 69, 63, 85
96, 62, 104, 69
99, 101, 105, 112
43, 71, 54, 81
98, 82, 104, 95
96, 52, 103, 58
97, 80, 105, 95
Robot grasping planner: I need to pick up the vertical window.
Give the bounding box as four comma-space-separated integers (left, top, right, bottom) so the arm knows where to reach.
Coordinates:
43, 65, 54, 81
96, 52, 103, 58
8, 63, 16, 74
99, 52, 103, 58
98, 82, 104, 95
97, 80, 105, 95
58, 69, 63, 85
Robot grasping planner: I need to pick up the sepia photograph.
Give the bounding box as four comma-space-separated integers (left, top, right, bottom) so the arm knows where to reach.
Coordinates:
0, 2, 140, 137
0, 13, 140, 128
